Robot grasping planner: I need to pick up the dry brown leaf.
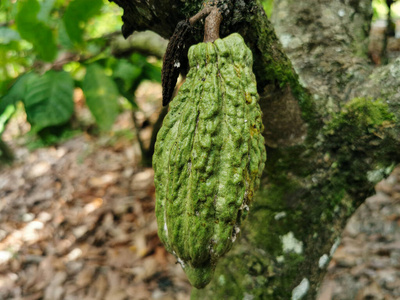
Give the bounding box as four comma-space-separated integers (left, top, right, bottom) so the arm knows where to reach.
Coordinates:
76, 265, 97, 287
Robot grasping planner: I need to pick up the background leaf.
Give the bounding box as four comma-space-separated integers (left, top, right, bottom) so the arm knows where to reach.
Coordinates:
37, 0, 57, 22
0, 105, 15, 135
110, 54, 161, 107
0, 73, 35, 114
24, 70, 74, 131
131, 53, 161, 83
113, 58, 142, 91
58, 20, 74, 49
63, 0, 104, 45
15, 0, 57, 61
0, 28, 21, 44
112, 58, 142, 106
83, 64, 119, 131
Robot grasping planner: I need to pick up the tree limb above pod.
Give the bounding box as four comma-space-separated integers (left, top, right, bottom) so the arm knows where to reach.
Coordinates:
109, 0, 311, 147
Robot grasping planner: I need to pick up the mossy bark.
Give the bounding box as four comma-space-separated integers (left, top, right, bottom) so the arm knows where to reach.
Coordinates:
192, 97, 400, 299
109, 0, 400, 298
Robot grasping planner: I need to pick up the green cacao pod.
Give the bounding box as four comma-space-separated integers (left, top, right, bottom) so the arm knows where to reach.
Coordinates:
153, 33, 266, 288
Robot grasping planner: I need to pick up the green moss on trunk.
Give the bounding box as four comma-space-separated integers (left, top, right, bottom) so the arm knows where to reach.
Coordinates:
192, 97, 399, 299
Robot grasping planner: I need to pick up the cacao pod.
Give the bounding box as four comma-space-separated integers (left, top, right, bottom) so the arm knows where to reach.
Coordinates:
153, 33, 266, 288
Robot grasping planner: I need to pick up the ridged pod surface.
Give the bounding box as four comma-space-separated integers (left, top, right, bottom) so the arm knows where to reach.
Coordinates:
153, 33, 266, 288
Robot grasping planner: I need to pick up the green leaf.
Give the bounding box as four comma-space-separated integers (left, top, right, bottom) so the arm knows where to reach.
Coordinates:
37, 0, 56, 22
15, 0, 57, 61
63, 0, 103, 45
24, 70, 74, 131
143, 64, 162, 83
0, 1, 18, 21
110, 55, 161, 107
111, 59, 141, 107
57, 19, 74, 49
0, 73, 35, 114
130, 53, 161, 83
83, 64, 119, 131
113, 59, 142, 91
0, 73, 35, 136
0, 105, 15, 135
0, 28, 21, 44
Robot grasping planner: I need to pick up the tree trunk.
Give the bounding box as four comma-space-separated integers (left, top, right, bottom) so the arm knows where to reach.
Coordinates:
109, 0, 400, 298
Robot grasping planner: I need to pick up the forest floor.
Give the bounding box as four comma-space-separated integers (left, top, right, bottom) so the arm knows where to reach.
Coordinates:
1, 23, 400, 300
0, 84, 192, 300
1, 94, 400, 300
318, 168, 400, 300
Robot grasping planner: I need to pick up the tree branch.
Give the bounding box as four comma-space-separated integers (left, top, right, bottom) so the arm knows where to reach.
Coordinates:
111, 31, 168, 59
109, 0, 197, 39
110, 0, 314, 147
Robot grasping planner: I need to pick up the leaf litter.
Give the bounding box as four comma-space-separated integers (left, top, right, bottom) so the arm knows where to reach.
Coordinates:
0, 86, 191, 299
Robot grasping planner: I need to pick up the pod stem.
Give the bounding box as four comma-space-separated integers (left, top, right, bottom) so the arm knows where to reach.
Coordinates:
203, 7, 222, 43
188, 4, 222, 43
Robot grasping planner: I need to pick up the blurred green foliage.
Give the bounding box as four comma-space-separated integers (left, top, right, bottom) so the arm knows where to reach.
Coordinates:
0, 0, 161, 161
373, 0, 400, 19
261, 0, 274, 18
259, 0, 399, 20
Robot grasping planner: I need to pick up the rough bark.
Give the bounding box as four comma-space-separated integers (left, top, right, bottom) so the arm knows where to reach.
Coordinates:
109, 0, 400, 298
109, 0, 313, 154
272, 0, 373, 112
